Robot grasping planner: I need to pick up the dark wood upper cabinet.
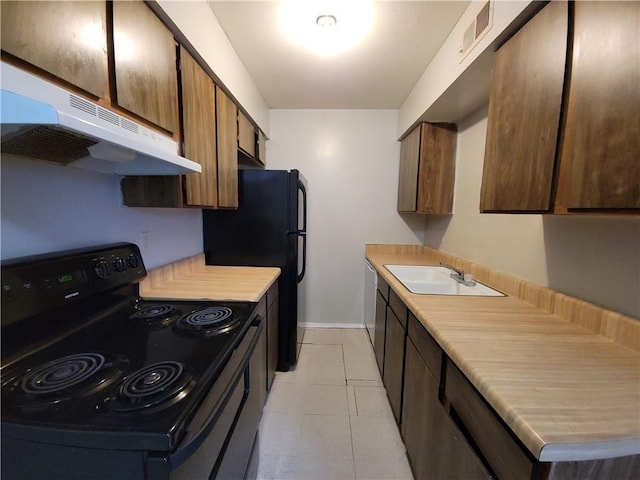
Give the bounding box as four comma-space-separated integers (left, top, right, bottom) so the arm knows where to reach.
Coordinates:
481, 1, 639, 214
480, 0, 567, 212
238, 110, 257, 158
112, 0, 179, 135
180, 46, 218, 208
557, 1, 640, 210
398, 122, 457, 214
1, 1, 109, 99
216, 87, 239, 209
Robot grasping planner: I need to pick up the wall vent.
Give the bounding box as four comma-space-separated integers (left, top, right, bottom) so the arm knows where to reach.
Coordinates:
459, 0, 493, 62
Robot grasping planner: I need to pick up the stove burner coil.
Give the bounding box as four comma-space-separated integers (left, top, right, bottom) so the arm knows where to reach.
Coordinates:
184, 306, 233, 326
21, 353, 107, 395
175, 306, 241, 336
129, 305, 177, 327
110, 361, 194, 412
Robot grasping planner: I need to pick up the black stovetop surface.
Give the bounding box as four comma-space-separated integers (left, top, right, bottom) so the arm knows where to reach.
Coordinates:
1, 294, 257, 452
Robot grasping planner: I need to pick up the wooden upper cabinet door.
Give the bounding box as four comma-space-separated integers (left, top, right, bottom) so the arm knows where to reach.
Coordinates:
397, 125, 422, 212
112, 0, 178, 134
1, 1, 108, 98
216, 87, 239, 208
417, 123, 456, 214
557, 1, 640, 210
180, 47, 217, 208
238, 110, 256, 158
480, 1, 568, 212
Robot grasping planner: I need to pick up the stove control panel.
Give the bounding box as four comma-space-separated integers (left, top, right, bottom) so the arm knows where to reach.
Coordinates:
1, 243, 146, 327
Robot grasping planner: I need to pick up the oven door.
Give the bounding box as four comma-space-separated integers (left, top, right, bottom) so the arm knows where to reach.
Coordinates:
148, 317, 263, 480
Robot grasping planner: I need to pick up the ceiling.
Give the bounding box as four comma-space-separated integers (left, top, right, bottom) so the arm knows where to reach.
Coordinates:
207, 1, 470, 109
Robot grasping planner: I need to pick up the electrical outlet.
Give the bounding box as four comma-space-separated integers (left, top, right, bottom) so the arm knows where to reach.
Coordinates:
140, 231, 150, 250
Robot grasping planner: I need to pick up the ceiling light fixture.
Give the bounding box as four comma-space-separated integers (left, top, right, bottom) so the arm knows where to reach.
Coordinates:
316, 15, 337, 28
279, 0, 373, 57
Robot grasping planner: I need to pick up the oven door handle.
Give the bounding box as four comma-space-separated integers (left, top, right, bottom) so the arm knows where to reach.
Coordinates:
168, 317, 263, 469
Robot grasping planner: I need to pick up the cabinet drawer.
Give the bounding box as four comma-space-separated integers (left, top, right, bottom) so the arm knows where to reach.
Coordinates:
388, 289, 407, 328
408, 313, 441, 384
446, 362, 535, 480
377, 275, 389, 302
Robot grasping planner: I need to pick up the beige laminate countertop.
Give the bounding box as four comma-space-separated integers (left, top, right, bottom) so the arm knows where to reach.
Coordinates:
139, 254, 280, 303
366, 249, 640, 463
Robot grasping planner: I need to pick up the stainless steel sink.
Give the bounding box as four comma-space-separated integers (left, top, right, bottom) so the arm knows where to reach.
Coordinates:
384, 265, 505, 296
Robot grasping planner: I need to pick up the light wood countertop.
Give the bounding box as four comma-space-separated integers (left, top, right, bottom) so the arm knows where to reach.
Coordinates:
139, 254, 280, 303
366, 244, 640, 463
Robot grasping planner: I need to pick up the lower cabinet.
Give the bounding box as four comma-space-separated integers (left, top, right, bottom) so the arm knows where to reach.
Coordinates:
383, 294, 407, 424
373, 290, 387, 375
266, 282, 279, 391
403, 339, 491, 480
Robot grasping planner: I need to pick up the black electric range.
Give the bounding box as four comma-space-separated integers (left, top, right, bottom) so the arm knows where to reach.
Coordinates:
1, 243, 263, 479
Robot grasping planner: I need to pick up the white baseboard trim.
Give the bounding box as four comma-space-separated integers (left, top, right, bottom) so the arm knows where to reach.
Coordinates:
300, 322, 365, 329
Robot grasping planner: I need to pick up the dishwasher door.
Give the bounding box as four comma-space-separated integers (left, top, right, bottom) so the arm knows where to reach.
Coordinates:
364, 260, 377, 346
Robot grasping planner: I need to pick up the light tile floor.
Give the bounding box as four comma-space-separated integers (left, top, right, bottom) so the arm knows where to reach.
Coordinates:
257, 328, 414, 480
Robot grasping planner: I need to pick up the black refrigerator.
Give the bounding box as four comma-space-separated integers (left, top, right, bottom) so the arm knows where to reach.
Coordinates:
202, 169, 307, 371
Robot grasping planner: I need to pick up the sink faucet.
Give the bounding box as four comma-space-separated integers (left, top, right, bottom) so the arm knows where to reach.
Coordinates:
439, 262, 476, 286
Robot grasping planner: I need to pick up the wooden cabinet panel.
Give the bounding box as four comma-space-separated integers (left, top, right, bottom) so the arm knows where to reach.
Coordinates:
407, 313, 441, 384
383, 307, 405, 424
417, 123, 456, 214
113, 0, 178, 133
398, 123, 457, 214
388, 290, 407, 328
266, 283, 279, 391
373, 290, 387, 375
120, 176, 182, 208
238, 111, 256, 158
377, 277, 390, 302
398, 126, 422, 212
216, 87, 239, 208
257, 131, 267, 166
557, 1, 640, 210
1, 1, 108, 99
446, 362, 534, 480
480, 0, 567, 212
402, 340, 491, 480
180, 47, 218, 208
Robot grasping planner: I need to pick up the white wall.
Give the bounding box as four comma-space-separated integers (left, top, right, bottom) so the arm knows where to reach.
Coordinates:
398, 0, 531, 136
266, 110, 426, 327
1, 157, 203, 269
426, 106, 640, 319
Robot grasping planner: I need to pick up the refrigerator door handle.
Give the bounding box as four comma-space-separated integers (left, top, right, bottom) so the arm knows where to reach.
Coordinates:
297, 231, 306, 283
297, 179, 307, 233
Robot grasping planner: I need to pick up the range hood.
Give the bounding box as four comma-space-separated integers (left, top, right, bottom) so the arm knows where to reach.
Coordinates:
0, 62, 201, 175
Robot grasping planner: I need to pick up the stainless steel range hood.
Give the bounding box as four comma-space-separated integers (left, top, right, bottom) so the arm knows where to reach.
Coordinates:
0, 62, 201, 175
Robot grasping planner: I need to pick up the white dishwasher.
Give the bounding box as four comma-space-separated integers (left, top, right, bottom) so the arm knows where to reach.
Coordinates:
364, 260, 377, 345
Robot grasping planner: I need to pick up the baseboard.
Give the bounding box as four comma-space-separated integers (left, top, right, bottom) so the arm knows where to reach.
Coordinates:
300, 322, 365, 329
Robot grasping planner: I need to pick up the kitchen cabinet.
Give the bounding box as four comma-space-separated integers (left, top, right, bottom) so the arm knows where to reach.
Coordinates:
266, 282, 279, 391
403, 336, 491, 480
397, 122, 457, 214
112, 0, 179, 135
121, 51, 241, 209
556, 1, 640, 210
257, 130, 267, 166
373, 286, 388, 375
238, 110, 256, 159
1, 1, 109, 99
383, 290, 407, 424
480, 0, 566, 212
216, 87, 239, 209
180, 46, 218, 208
481, 1, 639, 213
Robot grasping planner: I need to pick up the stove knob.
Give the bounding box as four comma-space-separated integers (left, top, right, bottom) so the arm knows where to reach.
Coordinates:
113, 257, 126, 273
127, 254, 139, 269
94, 260, 111, 279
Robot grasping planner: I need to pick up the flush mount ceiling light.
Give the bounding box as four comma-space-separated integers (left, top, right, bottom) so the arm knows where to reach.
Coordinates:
279, 1, 373, 57
316, 14, 337, 28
